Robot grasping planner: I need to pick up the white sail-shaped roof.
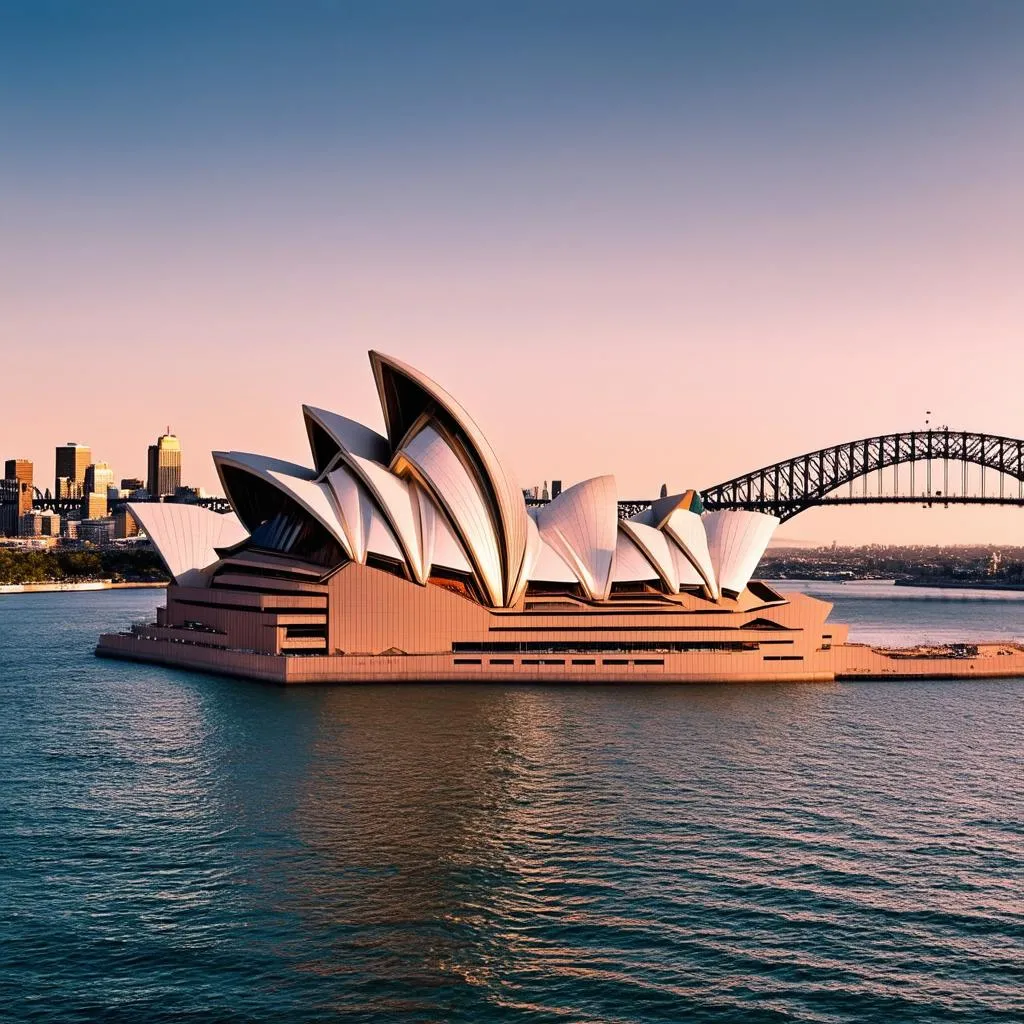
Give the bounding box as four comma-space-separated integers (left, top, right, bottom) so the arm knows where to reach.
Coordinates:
364, 505, 405, 562
395, 423, 504, 605
509, 512, 543, 601
527, 538, 579, 583
371, 351, 528, 605
303, 405, 390, 473
127, 503, 248, 587
429, 503, 474, 574
346, 454, 428, 583
324, 463, 407, 567
195, 356, 787, 607
703, 510, 779, 596
663, 508, 719, 599
619, 519, 679, 591
612, 529, 660, 582
214, 452, 352, 558
535, 476, 618, 601
668, 542, 707, 589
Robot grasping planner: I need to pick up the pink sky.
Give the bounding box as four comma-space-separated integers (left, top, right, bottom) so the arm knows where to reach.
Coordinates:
2, 4, 1022, 545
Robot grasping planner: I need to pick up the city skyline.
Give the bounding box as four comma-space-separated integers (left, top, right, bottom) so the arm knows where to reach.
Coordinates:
3, 2, 1023, 544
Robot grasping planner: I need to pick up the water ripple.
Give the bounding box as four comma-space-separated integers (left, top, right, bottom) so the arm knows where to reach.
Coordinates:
1, 591, 1023, 1022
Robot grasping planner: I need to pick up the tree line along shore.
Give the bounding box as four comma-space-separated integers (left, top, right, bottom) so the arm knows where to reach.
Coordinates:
0, 547, 169, 586
4, 543, 1024, 589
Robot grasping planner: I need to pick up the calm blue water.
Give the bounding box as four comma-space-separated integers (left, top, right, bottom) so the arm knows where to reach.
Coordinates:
2, 587, 1022, 1023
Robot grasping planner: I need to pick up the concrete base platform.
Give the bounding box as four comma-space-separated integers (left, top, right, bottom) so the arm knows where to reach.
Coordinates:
95, 632, 1024, 685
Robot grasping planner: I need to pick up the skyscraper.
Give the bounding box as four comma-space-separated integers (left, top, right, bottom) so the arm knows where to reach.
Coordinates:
4, 459, 33, 514
147, 431, 182, 498
84, 462, 114, 497
55, 443, 91, 499
1, 459, 32, 536
83, 462, 115, 519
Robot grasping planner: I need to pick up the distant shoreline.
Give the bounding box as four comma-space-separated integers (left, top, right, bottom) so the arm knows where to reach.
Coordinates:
0, 581, 168, 596
894, 578, 1024, 593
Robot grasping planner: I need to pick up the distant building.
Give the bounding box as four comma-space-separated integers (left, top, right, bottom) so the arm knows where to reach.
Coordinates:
120, 477, 144, 491
551, 479, 562, 499
84, 462, 114, 497
173, 485, 205, 501
83, 492, 109, 520
19, 511, 58, 537
4, 459, 33, 513
147, 432, 182, 498
0, 480, 18, 536
40, 511, 61, 537
113, 507, 139, 539
55, 443, 91, 499
2, 459, 33, 536
62, 519, 80, 541
79, 518, 115, 545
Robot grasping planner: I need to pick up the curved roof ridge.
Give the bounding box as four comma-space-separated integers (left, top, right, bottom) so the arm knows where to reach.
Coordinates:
303, 405, 391, 475
612, 528, 661, 583
703, 510, 779, 597
346, 453, 428, 584
126, 502, 247, 587
535, 475, 618, 601
619, 519, 679, 592
213, 451, 352, 559
394, 421, 504, 605
369, 351, 528, 605
661, 508, 719, 600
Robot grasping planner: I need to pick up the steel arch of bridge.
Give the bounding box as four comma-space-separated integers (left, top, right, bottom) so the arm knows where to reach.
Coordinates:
699, 430, 1024, 522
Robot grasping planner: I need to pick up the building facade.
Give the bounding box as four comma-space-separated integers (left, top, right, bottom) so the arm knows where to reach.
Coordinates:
55, 443, 91, 499
147, 433, 182, 498
83, 492, 109, 520
79, 518, 115, 545
2, 459, 33, 536
84, 462, 114, 497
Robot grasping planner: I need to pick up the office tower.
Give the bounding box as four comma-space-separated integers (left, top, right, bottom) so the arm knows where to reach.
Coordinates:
120, 477, 144, 491
4, 459, 34, 514
147, 432, 182, 498
84, 462, 114, 497
551, 479, 562, 499
55, 443, 91, 499
83, 492, 109, 520
2, 459, 33, 535
0, 480, 18, 536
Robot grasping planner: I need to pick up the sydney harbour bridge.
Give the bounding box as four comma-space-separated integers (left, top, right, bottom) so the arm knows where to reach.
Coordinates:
26, 429, 1024, 524
619, 429, 1024, 521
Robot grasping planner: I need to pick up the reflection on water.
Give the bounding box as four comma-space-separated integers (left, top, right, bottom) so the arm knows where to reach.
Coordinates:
2, 590, 1023, 1022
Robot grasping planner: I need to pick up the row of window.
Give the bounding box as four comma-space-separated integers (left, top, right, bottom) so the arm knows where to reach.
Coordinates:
453, 657, 667, 667
453, 640, 762, 654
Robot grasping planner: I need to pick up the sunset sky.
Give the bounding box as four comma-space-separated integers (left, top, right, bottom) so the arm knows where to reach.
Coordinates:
3, 2, 1023, 544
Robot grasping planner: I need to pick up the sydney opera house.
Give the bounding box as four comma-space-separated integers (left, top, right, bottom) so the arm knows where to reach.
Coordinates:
96, 353, 1024, 683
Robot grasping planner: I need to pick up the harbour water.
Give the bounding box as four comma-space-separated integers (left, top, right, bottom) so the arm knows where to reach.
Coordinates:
2, 586, 1022, 1022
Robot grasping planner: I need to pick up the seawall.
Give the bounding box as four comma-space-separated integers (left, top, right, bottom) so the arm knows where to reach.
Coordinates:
1, 581, 168, 596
